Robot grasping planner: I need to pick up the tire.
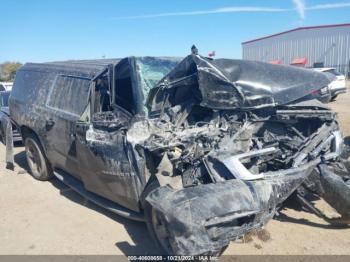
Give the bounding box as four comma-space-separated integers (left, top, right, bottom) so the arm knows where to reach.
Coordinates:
0, 125, 6, 146
142, 179, 174, 255
24, 134, 53, 181
142, 179, 228, 256
0, 124, 5, 145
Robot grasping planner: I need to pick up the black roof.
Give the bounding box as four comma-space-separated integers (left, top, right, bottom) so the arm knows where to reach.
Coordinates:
20, 58, 122, 79
19, 57, 182, 79
47, 58, 121, 68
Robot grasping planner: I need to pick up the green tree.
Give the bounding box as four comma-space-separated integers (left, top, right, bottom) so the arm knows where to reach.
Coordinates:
0, 62, 22, 81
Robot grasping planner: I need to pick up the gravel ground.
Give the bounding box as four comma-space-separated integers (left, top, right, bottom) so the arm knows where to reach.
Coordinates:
0, 86, 350, 255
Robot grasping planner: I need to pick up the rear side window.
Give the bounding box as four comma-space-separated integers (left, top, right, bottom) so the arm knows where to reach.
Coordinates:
48, 75, 91, 116
11, 70, 54, 106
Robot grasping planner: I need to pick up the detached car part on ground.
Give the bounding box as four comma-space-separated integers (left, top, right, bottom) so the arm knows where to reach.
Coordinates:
8, 54, 350, 256
0, 91, 21, 145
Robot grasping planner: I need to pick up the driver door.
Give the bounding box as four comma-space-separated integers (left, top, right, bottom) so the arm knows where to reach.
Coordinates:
75, 105, 143, 212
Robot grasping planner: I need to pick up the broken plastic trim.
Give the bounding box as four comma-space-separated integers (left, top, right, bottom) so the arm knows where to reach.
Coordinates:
146, 157, 322, 255
218, 147, 277, 180
203, 130, 342, 183
332, 130, 343, 156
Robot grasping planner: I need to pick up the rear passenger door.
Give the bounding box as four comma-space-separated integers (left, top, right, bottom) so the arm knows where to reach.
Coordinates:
45, 74, 91, 178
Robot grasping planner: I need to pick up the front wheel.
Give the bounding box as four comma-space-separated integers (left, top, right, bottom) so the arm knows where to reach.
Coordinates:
142, 180, 174, 255
24, 134, 53, 181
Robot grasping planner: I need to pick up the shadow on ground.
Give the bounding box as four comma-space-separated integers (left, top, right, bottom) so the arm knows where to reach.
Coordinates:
275, 210, 349, 229
276, 192, 349, 229
14, 150, 160, 256
276, 208, 349, 229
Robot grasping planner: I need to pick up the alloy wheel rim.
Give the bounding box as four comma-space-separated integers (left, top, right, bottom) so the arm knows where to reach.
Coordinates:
26, 139, 42, 175
151, 209, 173, 254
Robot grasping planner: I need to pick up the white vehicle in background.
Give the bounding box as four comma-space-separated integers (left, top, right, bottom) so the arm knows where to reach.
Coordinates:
313, 68, 347, 101
0, 82, 13, 91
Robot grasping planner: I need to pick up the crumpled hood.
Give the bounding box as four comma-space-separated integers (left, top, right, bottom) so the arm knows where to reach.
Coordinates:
147, 55, 333, 112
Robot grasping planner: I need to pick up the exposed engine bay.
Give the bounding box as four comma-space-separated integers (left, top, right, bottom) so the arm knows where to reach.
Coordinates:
123, 98, 346, 254
128, 101, 340, 188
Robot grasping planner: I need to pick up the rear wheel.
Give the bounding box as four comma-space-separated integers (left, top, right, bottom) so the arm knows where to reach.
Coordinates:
0, 124, 5, 145
24, 134, 53, 181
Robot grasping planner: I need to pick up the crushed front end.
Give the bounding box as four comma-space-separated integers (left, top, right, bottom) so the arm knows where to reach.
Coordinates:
133, 102, 343, 254
127, 55, 349, 255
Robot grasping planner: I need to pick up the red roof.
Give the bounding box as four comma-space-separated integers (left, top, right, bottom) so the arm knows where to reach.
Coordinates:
242, 23, 350, 44
291, 57, 308, 65
269, 59, 282, 65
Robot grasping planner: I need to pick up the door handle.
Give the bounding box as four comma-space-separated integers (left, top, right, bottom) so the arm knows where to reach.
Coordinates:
45, 118, 55, 130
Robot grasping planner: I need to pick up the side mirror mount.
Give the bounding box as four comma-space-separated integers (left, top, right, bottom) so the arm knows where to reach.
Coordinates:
91, 107, 131, 131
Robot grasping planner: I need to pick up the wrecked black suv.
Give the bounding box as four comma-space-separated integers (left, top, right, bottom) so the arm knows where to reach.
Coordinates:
9, 54, 350, 255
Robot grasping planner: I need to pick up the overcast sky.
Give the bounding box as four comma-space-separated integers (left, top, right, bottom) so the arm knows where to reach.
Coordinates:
1, 0, 350, 63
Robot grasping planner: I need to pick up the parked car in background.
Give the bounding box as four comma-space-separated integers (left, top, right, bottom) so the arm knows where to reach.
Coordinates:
8, 55, 350, 256
313, 68, 347, 100
0, 82, 13, 91
0, 91, 21, 144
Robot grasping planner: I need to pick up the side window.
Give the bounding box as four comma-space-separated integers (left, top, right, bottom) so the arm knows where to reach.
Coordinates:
48, 75, 91, 116
114, 60, 136, 114
94, 74, 111, 113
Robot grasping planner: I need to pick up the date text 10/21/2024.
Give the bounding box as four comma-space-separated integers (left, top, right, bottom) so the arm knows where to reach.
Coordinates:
127, 255, 219, 261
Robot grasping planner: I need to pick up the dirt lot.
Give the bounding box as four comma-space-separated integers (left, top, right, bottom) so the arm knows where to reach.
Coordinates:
1, 85, 350, 255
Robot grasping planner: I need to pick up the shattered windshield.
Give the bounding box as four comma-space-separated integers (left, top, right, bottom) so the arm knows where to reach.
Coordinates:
136, 57, 180, 112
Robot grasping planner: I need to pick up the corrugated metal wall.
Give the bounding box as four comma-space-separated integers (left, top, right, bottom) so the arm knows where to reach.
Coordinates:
242, 25, 350, 76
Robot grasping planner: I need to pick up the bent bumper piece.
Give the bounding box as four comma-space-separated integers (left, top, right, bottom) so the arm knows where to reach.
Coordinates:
146, 161, 317, 255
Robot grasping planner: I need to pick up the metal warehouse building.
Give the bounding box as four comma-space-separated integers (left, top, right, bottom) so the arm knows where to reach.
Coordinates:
242, 23, 350, 77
